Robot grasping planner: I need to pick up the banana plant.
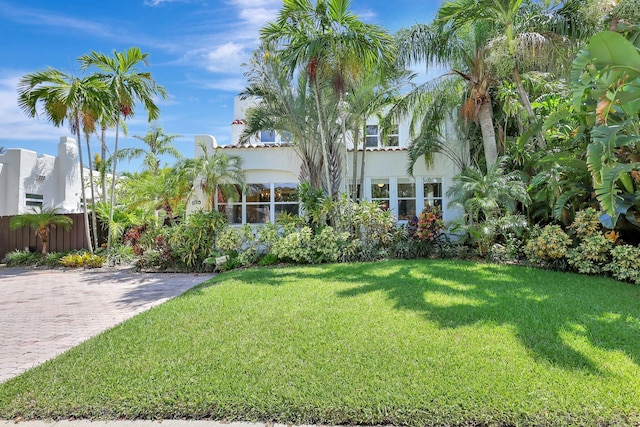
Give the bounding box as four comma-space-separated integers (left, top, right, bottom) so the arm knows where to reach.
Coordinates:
571, 30, 640, 229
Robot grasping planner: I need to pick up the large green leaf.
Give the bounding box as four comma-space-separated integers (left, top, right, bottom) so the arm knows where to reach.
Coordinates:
589, 31, 640, 68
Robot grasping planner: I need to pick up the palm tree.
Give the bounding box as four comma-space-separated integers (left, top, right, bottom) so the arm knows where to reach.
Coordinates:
9, 207, 73, 256
241, 44, 330, 192
124, 168, 188, 226
394, 22, 498, 169
261, 0, 393, 198
435, 0, 575, 150
17, 69, 108, 253
178, 143, 246, 211
79, 47, 167, 247
120, 124, 182, 175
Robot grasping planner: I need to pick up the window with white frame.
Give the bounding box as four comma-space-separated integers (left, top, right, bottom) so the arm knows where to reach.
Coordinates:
274, 183, 299, 217
259, 130, 276, 143
371, 179, 390, 210
387, 124, 399, 147
217, 185, 243, 224
423, 178, 443, 208
365, 125, 379, 147
397, 178, 416, 220
246, 183, 271, 223
218, 183, 300, 224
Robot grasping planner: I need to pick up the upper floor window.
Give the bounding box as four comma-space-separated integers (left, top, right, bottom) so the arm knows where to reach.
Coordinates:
365, 124, 399, 148
259, 130, 276, 143
365, 125, 379, 148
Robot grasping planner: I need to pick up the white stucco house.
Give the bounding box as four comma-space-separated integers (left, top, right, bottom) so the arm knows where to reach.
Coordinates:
0, 137, 84, 216
189, 96, 465, 225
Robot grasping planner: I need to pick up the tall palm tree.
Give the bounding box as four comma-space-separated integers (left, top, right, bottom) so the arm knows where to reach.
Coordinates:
79, 47, 167, 247
120, 124, 182, 175
394, 22, 498, 169
241, 44, 330, 192
17, 69, 108, 253
9, 207, 73, 256
261, 0, 393, 198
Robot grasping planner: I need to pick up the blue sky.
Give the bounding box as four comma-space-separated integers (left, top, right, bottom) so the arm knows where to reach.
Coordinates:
0, 0, 439, 172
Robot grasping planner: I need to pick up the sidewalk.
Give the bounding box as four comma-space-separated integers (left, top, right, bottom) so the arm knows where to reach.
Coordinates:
0, 266, 214, 383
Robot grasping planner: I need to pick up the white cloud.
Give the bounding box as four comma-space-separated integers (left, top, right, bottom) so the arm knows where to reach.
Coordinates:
204, 42, 248, 73
0, 2, 113, 39
204, 77, 247, 92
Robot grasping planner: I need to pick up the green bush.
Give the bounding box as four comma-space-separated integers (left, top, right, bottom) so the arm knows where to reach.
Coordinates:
567, 234, 612, 274
604, 244, 640, 284
169, 210, 226, 271
569, 208, 601, 239
524, 225, 572, 269
3, 249, 41, 266
271, 226, 315, 263
43, 251, 67, 268
103, 244, 136, 266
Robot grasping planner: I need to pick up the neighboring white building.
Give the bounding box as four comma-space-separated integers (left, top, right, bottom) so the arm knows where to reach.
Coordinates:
189, 96, 465, 225
0, 137, 83, 216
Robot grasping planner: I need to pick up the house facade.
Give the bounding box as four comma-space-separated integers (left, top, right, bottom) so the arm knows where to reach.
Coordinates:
189, 96, 465, 225
0, 137, 83, 216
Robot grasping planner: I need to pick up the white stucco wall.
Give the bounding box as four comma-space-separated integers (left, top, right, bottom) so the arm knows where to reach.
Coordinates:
0, 137, 82, 216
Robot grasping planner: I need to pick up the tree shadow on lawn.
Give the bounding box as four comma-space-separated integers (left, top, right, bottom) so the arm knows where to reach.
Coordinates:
226, 260, 640, 374
331, 261, 640, 374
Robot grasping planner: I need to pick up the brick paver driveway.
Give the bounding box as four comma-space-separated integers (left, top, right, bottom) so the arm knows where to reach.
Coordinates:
0, 267, 214, 383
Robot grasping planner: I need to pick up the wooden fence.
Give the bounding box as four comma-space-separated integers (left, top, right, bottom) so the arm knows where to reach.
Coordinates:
0, 213, 96, 260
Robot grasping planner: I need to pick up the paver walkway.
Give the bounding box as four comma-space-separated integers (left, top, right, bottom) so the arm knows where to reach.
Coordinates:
0, 267, 214, 383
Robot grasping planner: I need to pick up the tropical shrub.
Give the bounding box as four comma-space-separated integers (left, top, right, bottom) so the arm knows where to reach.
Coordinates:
604, 244, 640, 284
3, 249, 41, 266
168, 210, 226, 271
569, 208, 601, 239
103, 244, 136, 266
257, 222, 279, 250
60, 253, 105, 268
271, 226, 315, 263
416, 206, 445, 241
524, 225, 572, 269
43, 251, 67, 268
567, 234, 612, 275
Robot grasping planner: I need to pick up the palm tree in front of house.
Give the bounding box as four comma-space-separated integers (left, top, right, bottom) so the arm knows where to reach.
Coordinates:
17, 69, 109, 253
393, 21, 498, 169
260, 0, 394, 199
177, 143, 246, 212
9, 207, 73, 256
79, 47, 167, 247
119, 124, 182, 175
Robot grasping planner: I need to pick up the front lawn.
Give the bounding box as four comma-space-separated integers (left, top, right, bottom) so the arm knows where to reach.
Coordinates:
1, 260, 639, 425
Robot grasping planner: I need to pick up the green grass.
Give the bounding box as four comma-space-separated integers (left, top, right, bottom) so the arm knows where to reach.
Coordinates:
1, 259, 640, 425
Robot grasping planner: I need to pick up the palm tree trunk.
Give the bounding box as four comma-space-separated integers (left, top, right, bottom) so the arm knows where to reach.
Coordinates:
358, 120, 367, 200
101, 125, 108, 203
85, 133, 100, 250
107, 117, 120, 249
477, 99, 498, 168
512, 66, 546, 149
75, 124, 93, 253
39, 227, 48, 257
351, 122, 360, 200
312, 77, 333, 199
